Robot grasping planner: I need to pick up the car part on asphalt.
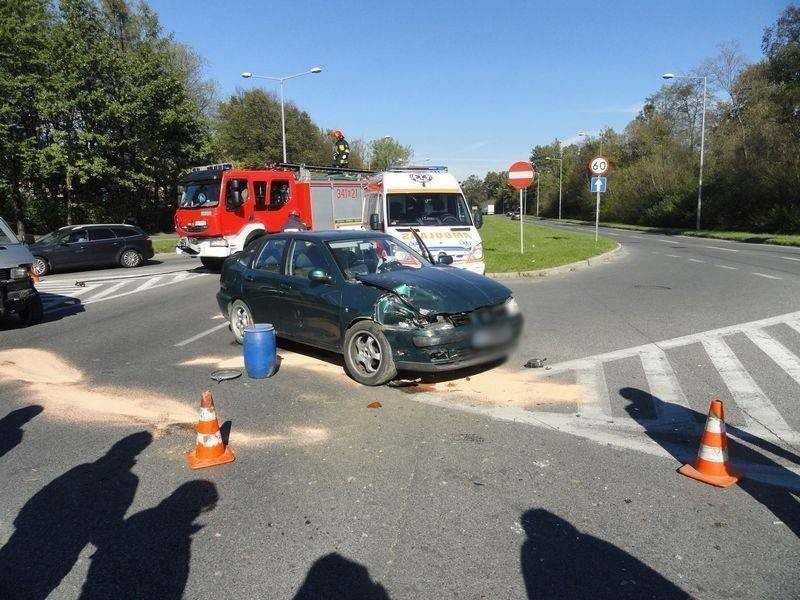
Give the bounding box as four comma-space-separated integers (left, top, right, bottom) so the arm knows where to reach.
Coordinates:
524, 358, 547, 368
210, 369, 242, 383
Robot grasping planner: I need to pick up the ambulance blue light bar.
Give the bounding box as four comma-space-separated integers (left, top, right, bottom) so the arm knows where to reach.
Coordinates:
191, 163, 232, 173
390, 166, 448, 173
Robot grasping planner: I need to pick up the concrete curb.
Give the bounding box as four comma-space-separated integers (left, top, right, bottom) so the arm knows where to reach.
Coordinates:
485, 242, 623, 280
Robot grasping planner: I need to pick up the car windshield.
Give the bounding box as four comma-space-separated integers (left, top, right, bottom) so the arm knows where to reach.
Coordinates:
0, 218, 19, 244
179, 181, 221, 208
35, 231, 62, 245
386, 193, 473, 227
327, 237, 426, 279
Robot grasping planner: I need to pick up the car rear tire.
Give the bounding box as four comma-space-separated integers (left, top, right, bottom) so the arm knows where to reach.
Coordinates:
229, 299, 253, 344
18, 292, 43, 326
32, 256, 49, 276
120, 249, 142, 268
343, 321, 397, 386
201, 257, 224, 272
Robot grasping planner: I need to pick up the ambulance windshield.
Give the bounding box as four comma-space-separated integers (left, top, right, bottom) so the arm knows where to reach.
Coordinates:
179, 181, 221, 208
386, 193, 472, 227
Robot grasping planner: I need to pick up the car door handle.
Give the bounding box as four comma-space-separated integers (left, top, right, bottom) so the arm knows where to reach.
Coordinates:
244, 274, 254, 281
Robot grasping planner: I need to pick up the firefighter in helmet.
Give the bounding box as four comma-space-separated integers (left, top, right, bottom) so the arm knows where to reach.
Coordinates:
281, 209, 307, 232
332, 130, 350, 168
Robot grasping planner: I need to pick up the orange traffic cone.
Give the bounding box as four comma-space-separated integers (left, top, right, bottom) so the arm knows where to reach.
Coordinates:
187, 390, 235, 469
678, 399, 742, 488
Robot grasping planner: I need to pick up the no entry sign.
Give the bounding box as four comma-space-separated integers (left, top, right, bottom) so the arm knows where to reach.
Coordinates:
508, 161, 535, 190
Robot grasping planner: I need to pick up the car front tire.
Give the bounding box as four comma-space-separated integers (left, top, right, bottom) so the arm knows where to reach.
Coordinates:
343, 321, 397, 386
32, 256, 49, 276
18, 292, 43, 326
229, 299, 253, 344
201, 257, 224, 272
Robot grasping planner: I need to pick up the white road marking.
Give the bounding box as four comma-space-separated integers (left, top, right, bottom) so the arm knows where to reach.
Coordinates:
780, 256, 800, 262
639, 347, 699, 433
657, 239, 681, 245
174, 322, 230, 347
171, 272, 191, 283
575, 365, 612, 420
786, 318, 800, 337
688, 258, 706, 263
665, 254, 680, 258
715, 264, 737, 270
703, 245, 739, 252
742, 327, 800, 388
700, 336, 799, 446
82, 281, 128, 301
131, 276, 163, 292
752, 272, 782, 280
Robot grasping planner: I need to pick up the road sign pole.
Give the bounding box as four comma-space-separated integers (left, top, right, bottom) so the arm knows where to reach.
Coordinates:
519, 189, 524, 254
595, 188, 600, 242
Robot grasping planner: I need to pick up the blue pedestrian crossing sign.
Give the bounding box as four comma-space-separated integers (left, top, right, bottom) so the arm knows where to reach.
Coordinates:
590, 177, 607, 192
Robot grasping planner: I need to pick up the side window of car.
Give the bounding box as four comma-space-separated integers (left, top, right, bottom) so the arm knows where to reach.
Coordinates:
253, 239, 287, 272
288, 240, 332, 279
88, 228, 116, 241
254, 181, 268, 211
112, 227, 138, 238
67, 230, 88, 243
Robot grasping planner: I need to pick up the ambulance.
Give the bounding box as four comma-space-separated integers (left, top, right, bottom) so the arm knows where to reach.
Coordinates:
362, 167, 485, 274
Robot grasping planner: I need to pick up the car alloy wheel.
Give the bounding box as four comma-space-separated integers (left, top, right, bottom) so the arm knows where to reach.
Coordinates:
229, 300, 252, 344
352, 331, 382, 374
32, 257, 48, 276
343, 321, 397, 385
120, 249, 142, 268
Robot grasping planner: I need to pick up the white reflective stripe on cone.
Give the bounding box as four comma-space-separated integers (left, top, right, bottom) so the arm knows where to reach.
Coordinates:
196, 431, 223, 447
698, 444, 727, 463
705, 415, 724, 434
199, 407, 217, 422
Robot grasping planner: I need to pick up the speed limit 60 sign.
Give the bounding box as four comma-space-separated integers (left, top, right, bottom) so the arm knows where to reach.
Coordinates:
589, 155, 609, 176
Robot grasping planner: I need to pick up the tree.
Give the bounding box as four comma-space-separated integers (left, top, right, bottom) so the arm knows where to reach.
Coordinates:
460, 175, 487, 209
368, 136, 412, 170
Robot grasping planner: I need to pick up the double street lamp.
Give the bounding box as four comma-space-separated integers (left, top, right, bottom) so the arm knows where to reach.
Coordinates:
663, 72, 707, 231
241, 67, 323, 163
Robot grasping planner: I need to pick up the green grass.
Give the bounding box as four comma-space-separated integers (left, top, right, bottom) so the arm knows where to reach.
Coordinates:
152, 237, 178, 254
481, 216, 616, 273
558, 218, 800, 247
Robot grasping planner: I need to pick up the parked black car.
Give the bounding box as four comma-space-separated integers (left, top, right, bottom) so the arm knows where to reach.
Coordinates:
217, 231, 523, 385
29, 224, 155, 276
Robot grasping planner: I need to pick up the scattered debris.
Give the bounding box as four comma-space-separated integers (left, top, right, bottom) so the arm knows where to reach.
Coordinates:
367, 402, 382, 409
387, 378, 421, 388
524, 358, 547, 369
210, 369, 242, 383
75, 281, 86, 287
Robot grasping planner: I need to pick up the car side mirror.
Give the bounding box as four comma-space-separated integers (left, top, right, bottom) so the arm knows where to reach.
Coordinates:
436, 254, 454, 265
473, 210, 483, 229
23, 234, 35, 245
308, 269, 333, 284
369, 213, 382, 231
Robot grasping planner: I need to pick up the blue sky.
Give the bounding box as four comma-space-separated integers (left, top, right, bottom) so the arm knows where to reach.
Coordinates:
149, 0, 789, 178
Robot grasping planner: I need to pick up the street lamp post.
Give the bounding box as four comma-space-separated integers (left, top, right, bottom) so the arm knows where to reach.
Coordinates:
663, 72, 707, 231
241, 67, 323, 163
545, 157, 563, 220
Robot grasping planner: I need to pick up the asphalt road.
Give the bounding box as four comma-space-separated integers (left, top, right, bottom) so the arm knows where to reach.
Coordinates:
0, 228, 797, 599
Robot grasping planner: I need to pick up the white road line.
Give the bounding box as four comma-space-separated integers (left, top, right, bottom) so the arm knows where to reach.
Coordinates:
131, 276, 163, 292
575, 364, 612, 420
665, 254, 680, 258
752, 272, 782, 280
687, 258, 706, 263
171, 272, 191, 283
657, 239, 681, 245
700, 336, 799, 446
639, 348, 699, 433
780, 256, 800, 262
631, 235, 645, 239
174, 322, 230, 347
82, 273, 207, 306
703, 245, 739, 252
715, 264, 737, 270
786, 318, 800, 337
82, 281, 128, 301
742, 327, 800, 388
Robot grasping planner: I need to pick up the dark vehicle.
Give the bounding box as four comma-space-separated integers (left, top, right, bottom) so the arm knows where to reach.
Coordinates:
0, 217, 42, 326
217, 231, 523, 385
29, 224, 154, 276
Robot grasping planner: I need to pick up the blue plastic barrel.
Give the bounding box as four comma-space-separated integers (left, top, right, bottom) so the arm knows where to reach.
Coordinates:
243, 323, 277, 378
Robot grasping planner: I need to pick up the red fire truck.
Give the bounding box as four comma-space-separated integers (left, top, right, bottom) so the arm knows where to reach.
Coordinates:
174, 163, 367, 270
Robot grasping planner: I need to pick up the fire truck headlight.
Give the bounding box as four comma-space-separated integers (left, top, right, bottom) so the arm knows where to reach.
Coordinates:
209, 239, 229, 247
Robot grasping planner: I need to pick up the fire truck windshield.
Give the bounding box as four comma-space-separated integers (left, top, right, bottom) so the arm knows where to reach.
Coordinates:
179, 181, 221, 208
386, 193, 472, 227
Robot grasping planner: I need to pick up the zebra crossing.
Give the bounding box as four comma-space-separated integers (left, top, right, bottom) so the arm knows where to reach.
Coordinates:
414, 310, 800, 488
35, 270, 210, 312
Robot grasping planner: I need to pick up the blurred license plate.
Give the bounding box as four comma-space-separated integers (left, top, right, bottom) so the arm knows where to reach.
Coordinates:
471, 324, 512, 348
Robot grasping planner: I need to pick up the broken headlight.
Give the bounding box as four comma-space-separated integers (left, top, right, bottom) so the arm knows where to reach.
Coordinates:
375, 296, 426, 329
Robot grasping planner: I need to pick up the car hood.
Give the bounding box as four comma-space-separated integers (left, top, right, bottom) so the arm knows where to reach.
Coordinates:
357, 267, 511, 314
0, 244, 34, 269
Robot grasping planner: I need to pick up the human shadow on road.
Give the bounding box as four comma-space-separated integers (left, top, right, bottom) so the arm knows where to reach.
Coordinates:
0, 405, 43, 459
621, 387, 800, 538
79, 479, 218, 600
293, 553, 391, 600
0, 431, 152, 599
520, 509, 690, 599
